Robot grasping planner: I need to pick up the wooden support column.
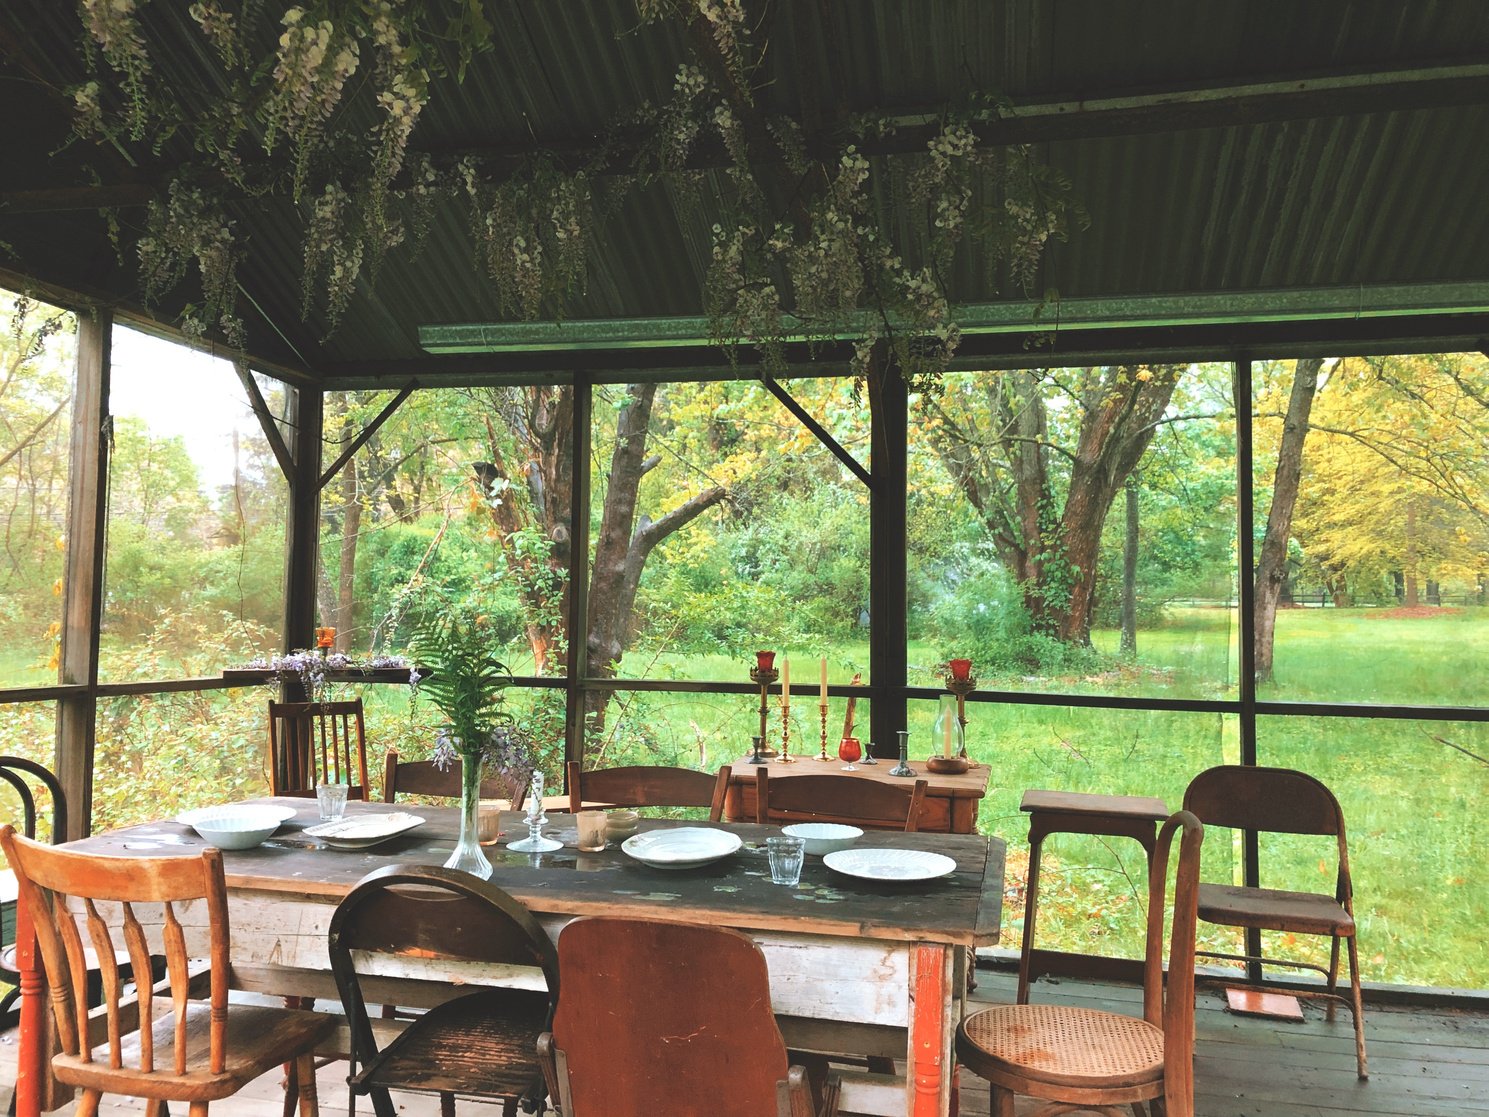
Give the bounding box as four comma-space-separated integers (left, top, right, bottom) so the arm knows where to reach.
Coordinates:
54, 308, 111, 840
868, 346, 908, 757
565, 376, 592, 768
283, 384, 323, 653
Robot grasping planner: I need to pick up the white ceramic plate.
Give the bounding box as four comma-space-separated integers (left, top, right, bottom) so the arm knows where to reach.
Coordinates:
303, 812, 425, 849
177, 804, 298, 828
621, 827, 742, 869
823, 847, 957, 882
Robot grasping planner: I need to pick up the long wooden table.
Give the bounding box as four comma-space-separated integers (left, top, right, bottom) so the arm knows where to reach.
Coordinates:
24, 799, 1004, 1117
723, 758, 993, 834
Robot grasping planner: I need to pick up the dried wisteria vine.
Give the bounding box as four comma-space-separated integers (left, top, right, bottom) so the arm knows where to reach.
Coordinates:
70, 0, 1082, 380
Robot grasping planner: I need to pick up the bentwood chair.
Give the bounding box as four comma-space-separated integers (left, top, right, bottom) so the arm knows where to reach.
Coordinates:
0, 826, 335, 1117
0, 757, 67, 1025
383, 748, 527, 809
538, 917, 837, 1117
753, 770, 929, 832
564, 761, 730, 818
1182, 764, 1368, 1079
329, 865, 559, 1117
957, 810, 1205, 1117
267, 699, 370, 800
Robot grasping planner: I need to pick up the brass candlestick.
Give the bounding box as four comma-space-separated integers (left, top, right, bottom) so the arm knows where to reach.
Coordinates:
778, 702, 795, 762
945, 673, 977, 760
748, 665, 779, 762
815, 702, 831, 761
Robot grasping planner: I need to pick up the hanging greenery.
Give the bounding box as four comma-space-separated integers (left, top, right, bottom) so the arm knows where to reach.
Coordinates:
67, 0, 1083, 384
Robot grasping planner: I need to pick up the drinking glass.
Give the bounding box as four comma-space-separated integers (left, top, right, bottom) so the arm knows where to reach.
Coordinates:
576, 810, 608, 852
315, 781, 348, 822
765, 835, 805, 886
838, 735, 862, 771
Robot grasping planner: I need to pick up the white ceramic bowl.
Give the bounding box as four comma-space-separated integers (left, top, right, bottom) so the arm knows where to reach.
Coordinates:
186, 805, 292, 850
782, 822, 863, 857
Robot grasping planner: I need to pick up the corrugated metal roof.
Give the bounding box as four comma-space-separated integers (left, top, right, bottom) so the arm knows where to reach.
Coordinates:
3, 1, 1489, 374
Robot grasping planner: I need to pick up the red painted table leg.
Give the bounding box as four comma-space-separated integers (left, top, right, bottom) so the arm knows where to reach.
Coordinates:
910, 943, 953, 1117
14, 889, 43, 1117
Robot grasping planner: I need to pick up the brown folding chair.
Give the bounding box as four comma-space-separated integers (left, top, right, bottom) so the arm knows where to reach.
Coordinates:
383, 748, 527, 809
329, 865, 559, 1117
564, 761, 729, 819
538, 917, 836, 1117
1182, 764, 1368, 1079
753, 770, 929, 831
0, 825, 335, 1117
957, 811, 1205, 1117
267, 699, 370, 800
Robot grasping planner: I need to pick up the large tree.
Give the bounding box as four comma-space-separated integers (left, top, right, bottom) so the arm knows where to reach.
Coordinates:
922, 365, 1184, 645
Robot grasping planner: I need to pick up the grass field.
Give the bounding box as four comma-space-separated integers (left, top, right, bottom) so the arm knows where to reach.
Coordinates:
1, 606, 1484, 988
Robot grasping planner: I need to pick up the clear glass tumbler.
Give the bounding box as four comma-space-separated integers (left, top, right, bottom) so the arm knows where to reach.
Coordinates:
576, 809, 608, 852
765, 835, 806, 886
315, 781, 348, 821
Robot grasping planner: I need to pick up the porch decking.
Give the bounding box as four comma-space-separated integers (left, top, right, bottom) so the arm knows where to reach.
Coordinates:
2, 970, 1484, 1117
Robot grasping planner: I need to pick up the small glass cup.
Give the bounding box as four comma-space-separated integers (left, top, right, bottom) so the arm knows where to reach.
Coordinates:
315, 781, 348, 822
838, 735, 862, 771
477, 800, 504, 845
765, 835, 806, 886
576, 809, 608, 852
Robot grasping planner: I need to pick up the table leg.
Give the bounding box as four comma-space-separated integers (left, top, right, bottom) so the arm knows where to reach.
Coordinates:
15, 891, 42, 1117
1016, 831, 1045, 1004
909, 943, 954, 1117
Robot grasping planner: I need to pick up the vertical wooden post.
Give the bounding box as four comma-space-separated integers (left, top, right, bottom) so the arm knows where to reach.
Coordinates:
54, 307, 111, 841
283, 384, 323, 656
565, 376, 592, 770
1233, 358, 1263, 978
868, 345, 908, 758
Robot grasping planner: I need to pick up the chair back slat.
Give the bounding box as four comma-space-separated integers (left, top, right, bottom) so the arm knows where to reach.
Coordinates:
756, 770, 929, 832
82, 898, 124, 1067
120, 904, 154, 1073
0, 827, 232, 1082
551, 917, 791, 1117
1182, 765, 1342, 836
566, 762, 728, 817
268, 700, 370, 799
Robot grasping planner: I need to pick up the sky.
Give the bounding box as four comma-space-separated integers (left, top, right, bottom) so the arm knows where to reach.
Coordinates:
108, 325, 268, 493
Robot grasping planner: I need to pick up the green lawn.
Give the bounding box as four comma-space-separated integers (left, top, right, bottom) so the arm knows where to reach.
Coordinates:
2, 606, 1484, 988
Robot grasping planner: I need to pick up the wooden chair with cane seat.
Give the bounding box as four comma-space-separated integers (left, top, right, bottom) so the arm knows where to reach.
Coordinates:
0, 825, 336, 1117
957, 810, 1204, 1117
753, 770, 930, 831
1182, 764, 1368, 1079
564, 761, 730, 818
328, 864, 560, 1117
538, 916, 837, 1117
267, 699, 370, 800
382, 748, 527, 809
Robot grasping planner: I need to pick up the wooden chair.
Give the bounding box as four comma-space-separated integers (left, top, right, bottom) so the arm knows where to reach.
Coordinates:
564, 761, 729, 818
0, 825, 335, 1117
267, 699, 370, 800
382, 748, 527, 809
1182, 764, 1368, 1079
538, 917, 836, 1117
753, 770, 929, 831
1, 757, 69, 1019
328, 864, 559, 1117
957, 810, 1205, 1117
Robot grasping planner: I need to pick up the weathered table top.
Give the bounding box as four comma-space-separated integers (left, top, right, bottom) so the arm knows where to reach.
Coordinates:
68, 798, 1005, 948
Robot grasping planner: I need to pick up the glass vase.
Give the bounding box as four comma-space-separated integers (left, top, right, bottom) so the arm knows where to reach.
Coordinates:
444, 753, 493, 879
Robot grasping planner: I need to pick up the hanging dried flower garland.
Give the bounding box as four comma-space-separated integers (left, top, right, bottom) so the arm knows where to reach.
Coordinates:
70, 0, 1082, 380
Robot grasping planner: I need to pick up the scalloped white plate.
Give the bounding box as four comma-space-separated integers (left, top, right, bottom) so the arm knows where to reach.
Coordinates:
303, 812, 425, 849
823, 847, 957, 882
621, 827, 742, 869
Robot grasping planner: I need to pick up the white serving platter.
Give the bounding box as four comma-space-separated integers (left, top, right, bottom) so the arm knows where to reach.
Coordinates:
621, 827, 742, 870
302, 812, 426, 849
177, 804, 298, 828
822, 847, 957, 882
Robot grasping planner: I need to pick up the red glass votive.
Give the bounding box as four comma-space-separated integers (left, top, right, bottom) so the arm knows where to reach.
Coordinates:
756, 650, 776, 671
949, 658, 972, 681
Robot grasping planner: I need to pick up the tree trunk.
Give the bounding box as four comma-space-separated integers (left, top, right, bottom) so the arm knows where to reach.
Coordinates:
1404, 500, 1420, 607
335, 454, 360, 652
1255, 357, 1323, 683
1120, 476, 1138, 656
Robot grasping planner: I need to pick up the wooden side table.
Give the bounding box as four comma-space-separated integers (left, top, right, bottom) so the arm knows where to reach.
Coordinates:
723, 758, 991, 834
1017, 789, 1169, 1003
